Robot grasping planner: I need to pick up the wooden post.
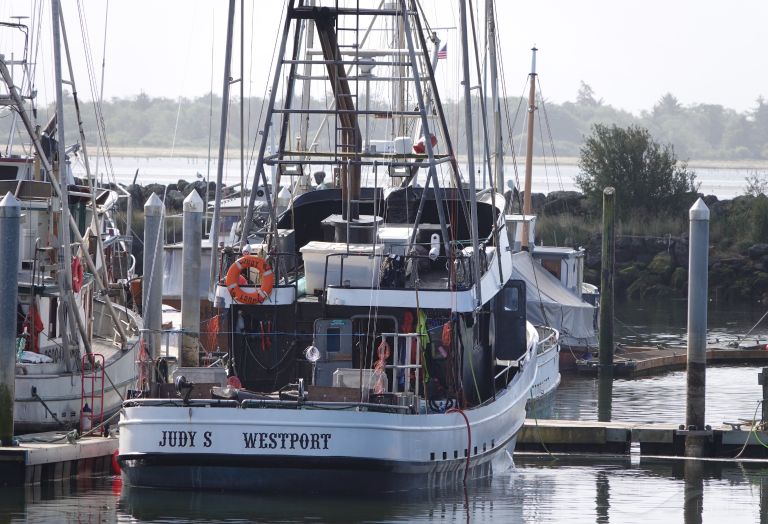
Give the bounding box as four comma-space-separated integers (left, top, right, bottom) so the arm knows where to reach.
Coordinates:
599, 187, 615, 372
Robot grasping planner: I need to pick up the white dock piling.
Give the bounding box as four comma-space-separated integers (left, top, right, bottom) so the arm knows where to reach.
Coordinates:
0, 192, 20, 445
181, 191, 203, 367
686, 197, 710, 457
142, 193, 164, 369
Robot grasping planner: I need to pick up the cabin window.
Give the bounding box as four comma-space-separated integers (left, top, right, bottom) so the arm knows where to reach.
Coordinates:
541, 258, 561, 279
503, 287, 519, 312
0, 165, 19, 181
326, 327, 341, 352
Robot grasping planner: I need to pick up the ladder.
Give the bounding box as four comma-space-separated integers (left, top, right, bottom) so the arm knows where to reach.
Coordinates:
80, 353, 105, 433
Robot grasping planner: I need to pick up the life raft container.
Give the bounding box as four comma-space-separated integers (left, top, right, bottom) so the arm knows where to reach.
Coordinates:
225, 255, 275, 305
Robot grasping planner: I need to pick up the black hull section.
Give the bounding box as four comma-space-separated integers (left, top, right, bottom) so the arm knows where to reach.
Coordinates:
119, 447, 505, 493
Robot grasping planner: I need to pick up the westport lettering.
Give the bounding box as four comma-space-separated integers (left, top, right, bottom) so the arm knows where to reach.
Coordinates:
158, 430, 213, 448
242, 432, 331, 450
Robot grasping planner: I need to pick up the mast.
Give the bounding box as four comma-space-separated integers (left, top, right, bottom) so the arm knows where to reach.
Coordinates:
241, 2, 293, 247
521, 46, 537, 250
52, 0, 88, 364
0, 52, 127, 348
299, 0, 315, 153
208, 0, 236, 298
487, 0, 503, 192
58, 10, 110, 288
459, 0, 482, 307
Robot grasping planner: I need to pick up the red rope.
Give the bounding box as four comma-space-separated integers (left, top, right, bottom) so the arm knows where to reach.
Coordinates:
447, 407, 471, 484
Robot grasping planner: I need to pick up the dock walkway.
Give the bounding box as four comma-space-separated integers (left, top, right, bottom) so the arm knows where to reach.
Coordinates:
0, 433, 117, 486
575, 347, 768, 377
518, 419, 768, 458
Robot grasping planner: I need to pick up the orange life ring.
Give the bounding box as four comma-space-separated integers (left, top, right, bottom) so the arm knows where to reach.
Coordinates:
72, 257, 84, 292
225, 255, 275, 305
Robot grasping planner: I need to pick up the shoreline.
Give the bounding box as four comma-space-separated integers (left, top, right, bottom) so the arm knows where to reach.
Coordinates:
104, 147, 768, 171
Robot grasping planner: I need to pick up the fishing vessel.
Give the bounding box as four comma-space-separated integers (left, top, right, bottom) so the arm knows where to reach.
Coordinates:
1, 8, 142, 434
119, 0, 553, 491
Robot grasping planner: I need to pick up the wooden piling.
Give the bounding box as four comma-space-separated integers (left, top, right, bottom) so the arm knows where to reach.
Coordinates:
599, 187, 615, 372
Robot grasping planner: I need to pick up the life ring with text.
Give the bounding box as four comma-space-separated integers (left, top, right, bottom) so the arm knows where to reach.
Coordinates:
72, 257, 84, 292
225, 255, 274, 305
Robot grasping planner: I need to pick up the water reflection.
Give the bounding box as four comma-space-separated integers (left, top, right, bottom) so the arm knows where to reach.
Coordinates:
554, 365, 764, 424
683, 460, 703, 524
1, 458, 766, 523
615, 299, 768, 348
597, 372, 614, 422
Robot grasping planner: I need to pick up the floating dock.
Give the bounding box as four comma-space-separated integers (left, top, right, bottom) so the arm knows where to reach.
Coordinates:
0, 433, 118, 486
517, 419, 768, 458
575, 347, 768, 377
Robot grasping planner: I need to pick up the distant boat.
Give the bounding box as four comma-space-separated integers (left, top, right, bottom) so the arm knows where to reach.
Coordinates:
1, 8, 143, 434
119, 0, 551, 491
505, 47, 598, 376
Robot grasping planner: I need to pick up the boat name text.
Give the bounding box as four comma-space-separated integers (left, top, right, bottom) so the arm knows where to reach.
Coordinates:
242, 432, 331, 450
158, 431, 212, 448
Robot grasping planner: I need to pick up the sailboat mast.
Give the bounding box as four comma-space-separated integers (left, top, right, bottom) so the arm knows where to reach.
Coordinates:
487, 0, 503, 192
521, 46, 537, 250
459, 0, 482, 307
208, 0, 236, 298
51, 0, 74, 361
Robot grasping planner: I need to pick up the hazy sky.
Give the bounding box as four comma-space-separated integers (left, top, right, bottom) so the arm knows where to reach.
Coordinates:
2, 0, 767, 115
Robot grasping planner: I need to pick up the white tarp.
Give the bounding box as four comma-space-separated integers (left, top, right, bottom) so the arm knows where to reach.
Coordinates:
510, 251, 597, 347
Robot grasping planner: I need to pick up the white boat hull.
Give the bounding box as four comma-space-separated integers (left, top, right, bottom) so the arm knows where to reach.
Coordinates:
118, 347, 537, 492
13, 304, 143, 434
530, 340, 561, 402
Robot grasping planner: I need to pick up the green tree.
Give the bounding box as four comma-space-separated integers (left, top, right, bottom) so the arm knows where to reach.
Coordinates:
576, 124, 698, 218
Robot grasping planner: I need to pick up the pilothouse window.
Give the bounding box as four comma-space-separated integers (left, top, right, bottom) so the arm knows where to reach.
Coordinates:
504, 287, 519, 312
326, 327, 341, 352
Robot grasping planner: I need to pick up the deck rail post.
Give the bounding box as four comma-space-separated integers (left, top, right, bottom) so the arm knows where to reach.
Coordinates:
759, 367, 768, 425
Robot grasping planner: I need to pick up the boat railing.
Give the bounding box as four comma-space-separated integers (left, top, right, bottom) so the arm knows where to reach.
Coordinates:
493, 345, 534, 381
218, 250, 302, 288
122, 397, 412, 413
537, 327, 560, 352
379, 332, 422, 398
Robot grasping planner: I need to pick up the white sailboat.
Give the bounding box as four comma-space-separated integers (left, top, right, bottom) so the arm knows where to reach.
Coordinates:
119, 0, 550, 491
1, 6, 143, 434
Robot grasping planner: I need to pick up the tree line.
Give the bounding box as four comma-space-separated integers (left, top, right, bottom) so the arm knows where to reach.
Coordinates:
2, 82, 767, 162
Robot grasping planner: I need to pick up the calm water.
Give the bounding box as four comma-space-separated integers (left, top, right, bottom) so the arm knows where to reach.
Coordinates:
74, 156, 757, 199
4, 300, 768, 522
2, 457, 766, 523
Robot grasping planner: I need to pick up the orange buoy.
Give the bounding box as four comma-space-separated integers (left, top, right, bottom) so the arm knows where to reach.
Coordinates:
225, 255, 275, 305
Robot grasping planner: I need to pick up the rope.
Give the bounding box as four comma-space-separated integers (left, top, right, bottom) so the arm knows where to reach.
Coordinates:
743, 309, 768, 340
447, 407, 471, 484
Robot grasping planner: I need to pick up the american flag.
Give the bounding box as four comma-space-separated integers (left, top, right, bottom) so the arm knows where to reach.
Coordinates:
437, 44, 447, 60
